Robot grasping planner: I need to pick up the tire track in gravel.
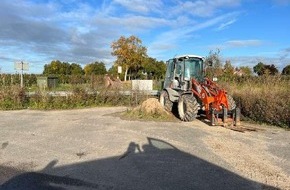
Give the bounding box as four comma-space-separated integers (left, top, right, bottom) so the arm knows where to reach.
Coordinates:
202, 128, 290, 190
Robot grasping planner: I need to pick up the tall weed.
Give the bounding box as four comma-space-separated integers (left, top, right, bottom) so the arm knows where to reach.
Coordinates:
219, 75, 290, 128
0, 86, 27, 109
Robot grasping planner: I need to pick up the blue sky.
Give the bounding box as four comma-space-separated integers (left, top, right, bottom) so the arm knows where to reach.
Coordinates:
0, 0, 290, 74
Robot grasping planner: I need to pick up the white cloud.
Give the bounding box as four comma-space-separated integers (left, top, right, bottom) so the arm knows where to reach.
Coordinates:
272, 0, 290, 6
210, 0, 241, 7
171, 0, 241, 17
94, 15, 171, 32
113, 0, 163, 14
225, 40, 263, 47
279, 47, 290, 60
216, 18, 237, 31
226, 56, 290, 71
148, 12, 241, 58
208, 40, 263, 50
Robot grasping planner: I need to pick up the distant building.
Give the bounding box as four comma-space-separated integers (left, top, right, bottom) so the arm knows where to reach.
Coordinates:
233, 68, 245, 76
37, 76, 58, 89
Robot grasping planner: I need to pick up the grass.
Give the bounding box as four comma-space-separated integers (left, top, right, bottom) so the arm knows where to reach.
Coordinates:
0, 86, 28, 110
0, 85, 134, 110
219, 75, 290, 128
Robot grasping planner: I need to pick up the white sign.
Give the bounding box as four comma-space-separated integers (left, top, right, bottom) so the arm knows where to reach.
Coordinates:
14, 62, 29, 71
118, 66, 122, 74
132, 80, 153, 91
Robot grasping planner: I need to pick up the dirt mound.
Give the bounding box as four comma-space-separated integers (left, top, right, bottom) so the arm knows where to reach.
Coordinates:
133, 98, 170, 116
104, 75, 123, 89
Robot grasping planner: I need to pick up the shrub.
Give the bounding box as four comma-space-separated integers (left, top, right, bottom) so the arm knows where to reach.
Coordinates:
26, 87, 148, 110
0, 86, 28, 110
219, 75, 290, 128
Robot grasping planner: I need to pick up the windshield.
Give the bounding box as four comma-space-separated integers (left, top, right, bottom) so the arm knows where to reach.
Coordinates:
184, 58, 203, 81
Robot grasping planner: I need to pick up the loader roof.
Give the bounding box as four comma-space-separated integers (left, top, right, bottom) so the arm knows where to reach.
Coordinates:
174, 54, 204, 60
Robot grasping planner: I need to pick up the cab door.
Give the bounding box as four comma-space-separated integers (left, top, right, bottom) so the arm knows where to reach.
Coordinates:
163, 59, 174, 88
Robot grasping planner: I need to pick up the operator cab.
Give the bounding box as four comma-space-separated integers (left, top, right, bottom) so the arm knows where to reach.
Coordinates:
175, 55, 204, 82
163, 55, 205, 90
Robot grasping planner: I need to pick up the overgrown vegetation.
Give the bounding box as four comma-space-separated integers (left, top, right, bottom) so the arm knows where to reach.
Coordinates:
204, 49, 290, 128
0, 76, 289, 128
0, 86, 27, 110
0, 84, 151, 110
219, 75, 290, 128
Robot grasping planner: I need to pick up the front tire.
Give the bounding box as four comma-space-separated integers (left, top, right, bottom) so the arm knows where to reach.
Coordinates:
178, 94, 199, 122
160, 90, 173, 112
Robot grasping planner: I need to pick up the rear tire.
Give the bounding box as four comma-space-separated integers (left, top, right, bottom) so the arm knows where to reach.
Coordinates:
160, 90, 173, 112
227, 94, 236, 111
178, 94, 199, 122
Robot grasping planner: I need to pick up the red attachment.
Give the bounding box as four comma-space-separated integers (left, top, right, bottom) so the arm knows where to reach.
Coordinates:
191, 78, 230, 121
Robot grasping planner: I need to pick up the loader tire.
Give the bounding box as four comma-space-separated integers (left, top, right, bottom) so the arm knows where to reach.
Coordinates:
227, 94, 236, 111
178, 94, 199, 122
160, 90, 173, 112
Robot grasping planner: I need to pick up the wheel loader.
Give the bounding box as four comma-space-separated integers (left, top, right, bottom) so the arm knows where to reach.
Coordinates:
160, 55, 240, 126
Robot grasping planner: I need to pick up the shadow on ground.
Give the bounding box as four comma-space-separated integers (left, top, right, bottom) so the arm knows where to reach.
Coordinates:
0, 137, 278, 190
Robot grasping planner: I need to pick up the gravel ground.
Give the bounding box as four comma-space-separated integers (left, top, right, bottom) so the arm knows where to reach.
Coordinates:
0, 107, 289, 190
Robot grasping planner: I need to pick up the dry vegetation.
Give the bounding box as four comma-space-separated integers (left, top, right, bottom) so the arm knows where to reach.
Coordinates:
219, 75, 290, 128
0, 76, 289, 128
0, 86, 133, 110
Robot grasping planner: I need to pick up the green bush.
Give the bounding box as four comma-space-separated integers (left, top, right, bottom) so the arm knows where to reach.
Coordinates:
0, 86, 28, 110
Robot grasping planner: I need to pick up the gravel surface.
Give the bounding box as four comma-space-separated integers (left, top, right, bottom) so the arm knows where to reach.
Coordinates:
0, 107, 289, 190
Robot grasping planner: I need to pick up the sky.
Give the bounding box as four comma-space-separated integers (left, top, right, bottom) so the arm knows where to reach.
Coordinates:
0, 0, 290, 74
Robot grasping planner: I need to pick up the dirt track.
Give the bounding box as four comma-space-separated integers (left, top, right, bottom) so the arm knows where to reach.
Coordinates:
0, 107, 289, 190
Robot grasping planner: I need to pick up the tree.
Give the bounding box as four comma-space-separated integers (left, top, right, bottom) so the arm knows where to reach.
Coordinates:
282, 65, 290, 75
253, 62, 278, 76
70, 63, 84, 75
238, 66, 252, 76
154, 60, 166, 79
223, 60, 234, 78
111, 35, 147, 81
205, 49, 223, 78
253, 62, 265, 76
142, 57, 166, 79
43, 60, 63, 75
43, 60, 83, 75
59, 62, 71, 75
84, 61, 107, 75
264, 64, 279, 75
108, 64, 124, 79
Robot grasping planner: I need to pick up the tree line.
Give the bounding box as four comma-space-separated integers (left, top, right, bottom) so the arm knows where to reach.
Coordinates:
43, 35, 166, 81
204, 50, 290, 80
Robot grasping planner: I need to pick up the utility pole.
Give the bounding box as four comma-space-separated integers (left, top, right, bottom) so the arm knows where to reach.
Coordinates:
14, 61, 29, 88
20, 61, 24, 88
